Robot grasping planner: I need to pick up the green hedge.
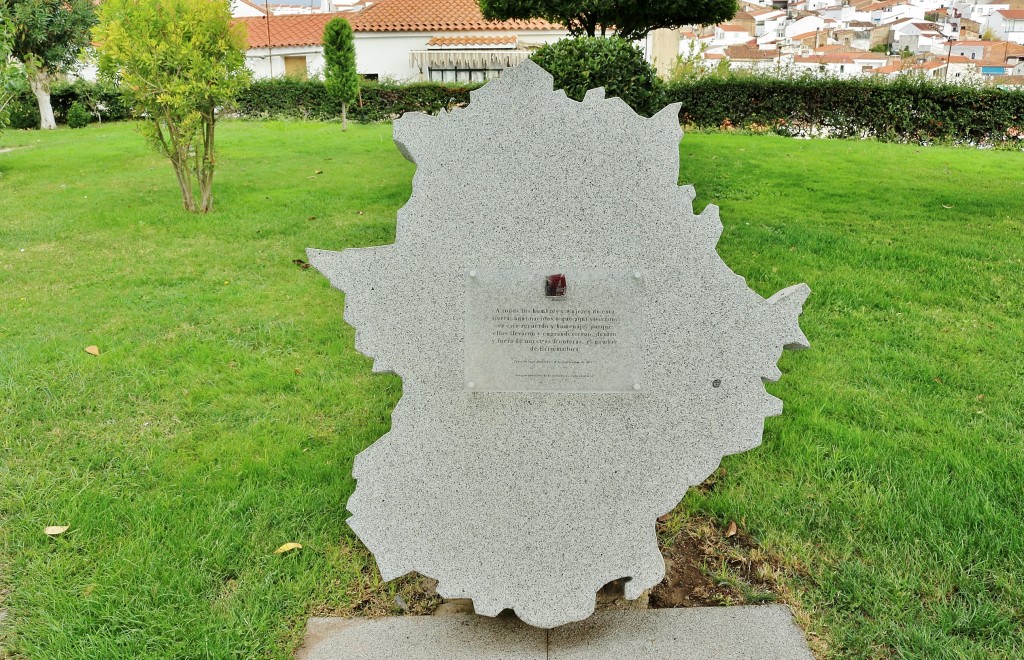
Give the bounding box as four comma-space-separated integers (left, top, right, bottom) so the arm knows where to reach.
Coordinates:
666, 76, 1024, 145
7, 75, 1024, 146
7, 80, 131, 129
234, 78, 480, 122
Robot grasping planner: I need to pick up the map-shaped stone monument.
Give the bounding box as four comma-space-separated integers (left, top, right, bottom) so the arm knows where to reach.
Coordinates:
308, 61, 810, 629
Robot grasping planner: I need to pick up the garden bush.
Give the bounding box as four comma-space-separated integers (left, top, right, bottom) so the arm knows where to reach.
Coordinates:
66, 101, 90, 128
7, 95, 39, 129
530, 36, 664, 117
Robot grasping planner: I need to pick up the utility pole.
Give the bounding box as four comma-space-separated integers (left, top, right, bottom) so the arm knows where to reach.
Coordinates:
264, 0, 274, 77
943, 20, 957, 83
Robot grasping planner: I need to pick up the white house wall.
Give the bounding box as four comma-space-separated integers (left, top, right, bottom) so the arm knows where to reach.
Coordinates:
246, 45, 326, 79
247, 31, 567, 82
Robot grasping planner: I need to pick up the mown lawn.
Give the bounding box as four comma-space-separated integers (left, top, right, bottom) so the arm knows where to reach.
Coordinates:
1, 121, 1022, 658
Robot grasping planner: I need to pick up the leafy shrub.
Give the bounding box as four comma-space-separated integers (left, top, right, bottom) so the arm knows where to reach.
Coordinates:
8, 95, 40, 129
530, 37, 664, 117
52, 79, 131, 123
66, 100, 90, 128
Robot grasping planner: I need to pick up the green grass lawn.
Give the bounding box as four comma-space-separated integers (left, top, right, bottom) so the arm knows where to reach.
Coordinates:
1, 121, 1022, 658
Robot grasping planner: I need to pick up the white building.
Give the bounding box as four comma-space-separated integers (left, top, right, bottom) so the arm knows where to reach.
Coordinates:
237, 0, 567, 82
991, 9, 1024, 44
950, 2, 1009, 29
792, 51, 889, 76
231, 0, 268, 18
864, 1, 926, 26
712, 23, 755, 46
890, 20, 948, 54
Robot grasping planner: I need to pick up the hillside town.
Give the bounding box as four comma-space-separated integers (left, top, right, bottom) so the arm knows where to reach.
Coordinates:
229, 0, 1024, 87
687, 0, 1024, 84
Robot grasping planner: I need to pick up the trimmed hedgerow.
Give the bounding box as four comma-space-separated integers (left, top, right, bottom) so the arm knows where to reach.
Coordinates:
7, 73, 1023, 146
665, 75, 1024, 145
234, 78, 480, 122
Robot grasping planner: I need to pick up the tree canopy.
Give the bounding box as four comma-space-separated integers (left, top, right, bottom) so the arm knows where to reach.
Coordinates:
478, 0, 737, 41
1, 0, 95, 72
0, 15, 20, 133
1, 0, 96, 128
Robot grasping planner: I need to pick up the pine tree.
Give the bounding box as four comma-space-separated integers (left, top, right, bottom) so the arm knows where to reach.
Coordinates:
323, 18, 358, 131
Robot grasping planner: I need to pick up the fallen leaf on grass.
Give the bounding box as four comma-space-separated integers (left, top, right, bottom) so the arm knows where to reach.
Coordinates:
274, 542, 302, 555
315, 169, 323, 175
84, 345, 100, 356
294, 368, 303, 376
942, 204, 953, 209
44, 525, 69, 536
292, 259, 310, 269
726, 521, 738, 538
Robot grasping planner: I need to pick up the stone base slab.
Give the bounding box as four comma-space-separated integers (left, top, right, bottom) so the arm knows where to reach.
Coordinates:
298, 605, 813, 659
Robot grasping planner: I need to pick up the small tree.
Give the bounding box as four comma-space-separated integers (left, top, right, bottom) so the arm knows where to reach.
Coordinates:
479, 0, 737, 41
323, 17, 358, 130
1, 0, 96, 130
94, 0, 250, 213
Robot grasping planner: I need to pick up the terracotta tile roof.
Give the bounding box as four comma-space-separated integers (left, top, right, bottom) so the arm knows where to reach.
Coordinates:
863, 0, 908, 10
870, 63, 906, 74
795, 52, 888, 63
723, 44, 777, 60
427, 35, 516, 46
237, 15, 337, 48
237, 0, 562, 48
812, 44, 864, 53
348, 0, 559, 32
996, 9, 1024, 19
718, 23, 751, 32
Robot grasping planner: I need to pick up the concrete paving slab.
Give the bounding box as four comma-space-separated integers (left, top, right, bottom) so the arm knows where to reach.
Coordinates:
549, 606, 813, 659
297, 606, 813, 659
297, 614, 546, 660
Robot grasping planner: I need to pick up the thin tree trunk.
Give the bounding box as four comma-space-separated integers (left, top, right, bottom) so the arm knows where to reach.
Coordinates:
28, 70, 57, 130
342, 102, 348, 131
199, 110, 215, 213
172, 154, 197, 212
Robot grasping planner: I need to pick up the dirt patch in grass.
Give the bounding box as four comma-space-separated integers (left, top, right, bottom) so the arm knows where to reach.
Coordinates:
650, 514, 789, 608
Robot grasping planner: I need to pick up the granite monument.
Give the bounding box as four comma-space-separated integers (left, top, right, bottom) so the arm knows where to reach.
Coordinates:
308, 60, 810, 630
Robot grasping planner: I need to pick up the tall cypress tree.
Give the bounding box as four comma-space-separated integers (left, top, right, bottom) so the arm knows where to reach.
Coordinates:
322, 17, 358, 131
